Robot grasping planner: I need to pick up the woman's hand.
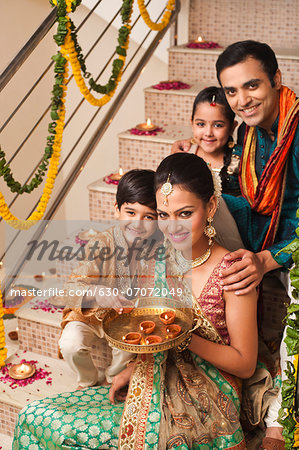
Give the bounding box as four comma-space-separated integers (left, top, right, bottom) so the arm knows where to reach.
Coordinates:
171, 139, 192, 154
109, 363, 135, 404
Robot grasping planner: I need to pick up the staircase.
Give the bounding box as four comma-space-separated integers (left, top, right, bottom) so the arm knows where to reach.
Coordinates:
1, 0, 299, 442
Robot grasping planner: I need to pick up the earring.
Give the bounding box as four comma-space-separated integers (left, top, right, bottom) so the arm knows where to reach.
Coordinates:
204, 217, 216, 245
227, 137, 235, 149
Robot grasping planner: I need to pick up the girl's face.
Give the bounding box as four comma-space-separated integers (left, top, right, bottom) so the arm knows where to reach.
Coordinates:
191, 102, 233, 155
115, 202, 157, 246
156, 185, 217, 257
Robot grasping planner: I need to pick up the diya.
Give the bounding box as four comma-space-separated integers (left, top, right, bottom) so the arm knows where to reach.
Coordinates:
122, 332, 142, 345
9, 363, 35, 380
145, 335, 163, 345
104, 168, 124, 185
136, 118, 158, 132
139, 320, 156, 334
165, 324, 182, 339
159, 311, 175, 325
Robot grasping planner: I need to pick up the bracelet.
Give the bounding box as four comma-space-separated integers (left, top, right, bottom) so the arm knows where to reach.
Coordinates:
176, 333, 192, 352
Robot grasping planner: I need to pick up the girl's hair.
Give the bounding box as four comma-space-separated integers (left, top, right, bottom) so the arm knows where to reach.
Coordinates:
155, 153, 214, 204
116, 169, 156, 210
191, 86, 235, 124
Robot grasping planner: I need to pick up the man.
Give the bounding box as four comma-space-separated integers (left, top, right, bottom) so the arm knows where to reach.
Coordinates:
172, 40, 299, 449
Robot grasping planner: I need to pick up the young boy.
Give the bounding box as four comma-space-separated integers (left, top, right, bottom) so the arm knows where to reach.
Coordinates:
59, 169, 160, 388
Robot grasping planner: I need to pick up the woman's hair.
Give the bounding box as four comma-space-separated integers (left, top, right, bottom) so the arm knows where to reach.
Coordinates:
116, 169, 156, 210
216, 40, 278, 87
191, 86, 235, 125
155, 153, 214, 204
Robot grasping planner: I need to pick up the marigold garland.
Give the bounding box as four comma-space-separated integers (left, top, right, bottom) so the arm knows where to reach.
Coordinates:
137, 0, 175, 31
0, 288, 7, 368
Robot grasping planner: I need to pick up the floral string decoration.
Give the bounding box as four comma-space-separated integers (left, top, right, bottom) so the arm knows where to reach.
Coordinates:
0, 288, 7, 368
277, 205, 299, 449
152, 81, 190, 90
137, 0, 175, 31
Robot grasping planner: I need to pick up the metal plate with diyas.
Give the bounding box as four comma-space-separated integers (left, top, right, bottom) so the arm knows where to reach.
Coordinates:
103, 297, 193, 353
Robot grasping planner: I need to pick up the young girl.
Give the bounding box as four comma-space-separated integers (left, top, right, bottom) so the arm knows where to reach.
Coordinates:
189, 86, 241, 196
13, 155, 265, 449
58, 169, 160, 388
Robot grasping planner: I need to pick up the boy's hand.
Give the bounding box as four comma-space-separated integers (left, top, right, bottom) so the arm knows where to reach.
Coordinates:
95, 286, 134, 313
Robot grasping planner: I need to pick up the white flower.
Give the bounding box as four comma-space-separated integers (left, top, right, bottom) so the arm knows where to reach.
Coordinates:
52, 419, 62, 430
147, 432, 158, 444
89, 425, 100, 436
89, 438, 100, 448
77, 432, 88, 443
100, 432, 111, 442
148, 411, 160, 423
20, 435, 30, 445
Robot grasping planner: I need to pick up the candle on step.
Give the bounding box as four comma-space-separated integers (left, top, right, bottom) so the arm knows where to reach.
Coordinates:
110, 167, 124, 181
9, 363, 35, 380
136, 118, 158, 132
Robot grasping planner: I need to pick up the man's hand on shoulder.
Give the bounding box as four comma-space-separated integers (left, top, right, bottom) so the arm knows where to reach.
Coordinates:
219, 249, 281, 295
171, 138, 192, 154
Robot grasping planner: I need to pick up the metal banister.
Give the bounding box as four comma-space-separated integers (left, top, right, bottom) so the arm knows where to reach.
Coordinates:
0, 7, 57, 92
2, 1, 181, 295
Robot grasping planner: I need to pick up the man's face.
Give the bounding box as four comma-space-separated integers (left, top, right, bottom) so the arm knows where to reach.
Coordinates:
219, 57, 281, 131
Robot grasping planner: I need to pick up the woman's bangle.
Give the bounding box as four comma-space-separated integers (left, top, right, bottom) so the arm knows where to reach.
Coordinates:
176, 333, 192, 352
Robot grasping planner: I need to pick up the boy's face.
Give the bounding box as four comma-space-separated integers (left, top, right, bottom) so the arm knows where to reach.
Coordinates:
116, 202, 157, 246
219, 57, 281, 132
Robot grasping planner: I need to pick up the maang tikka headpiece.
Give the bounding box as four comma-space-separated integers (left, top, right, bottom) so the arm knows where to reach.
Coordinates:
161, 173, 173, 205
210, 95, 216, 106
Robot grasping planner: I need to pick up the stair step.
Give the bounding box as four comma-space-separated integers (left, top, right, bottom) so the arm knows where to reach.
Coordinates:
15, 298, 112, 367
144, 82, 206, 127
168, 45, 299, 93
88, 178, 117, 222
118, 123, 191, 173
0, 350, 78, 437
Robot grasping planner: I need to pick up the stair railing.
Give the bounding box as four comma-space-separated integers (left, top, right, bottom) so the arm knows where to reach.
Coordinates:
1, 0, 181, 295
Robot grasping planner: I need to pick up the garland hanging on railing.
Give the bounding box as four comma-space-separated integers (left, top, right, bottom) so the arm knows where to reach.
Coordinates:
0, 288, 7, 368
137, 0, 175, 31
277, 206, 299, 448
0, 0, 174, 221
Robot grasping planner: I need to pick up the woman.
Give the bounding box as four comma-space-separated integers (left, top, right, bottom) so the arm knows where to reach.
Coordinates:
13, 154, 259, 449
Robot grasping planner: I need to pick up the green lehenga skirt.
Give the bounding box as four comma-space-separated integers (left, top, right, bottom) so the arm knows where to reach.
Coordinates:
13, 350, 247, 449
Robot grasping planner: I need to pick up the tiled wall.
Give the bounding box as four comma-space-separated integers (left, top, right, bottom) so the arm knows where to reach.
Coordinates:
169, 51, 299, 93
119, 139, 172, 172
189, 0, 299, 49
18, 318, 112, 368
89, 190, 115, 222
0, 402, 21, 436
145, 92, 195, 126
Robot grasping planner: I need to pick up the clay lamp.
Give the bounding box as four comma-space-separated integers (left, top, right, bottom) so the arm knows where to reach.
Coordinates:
145, 335, 163, 345
109, 167, 124, 182
165, 324, 182, 339
159, 311, 175, 325
139, 320, 156, 334
8, 328, 18, 341
34, 273, 45, 282
122, 332, 142, 345
136, 118, 158, 132
9, 363, 35, 380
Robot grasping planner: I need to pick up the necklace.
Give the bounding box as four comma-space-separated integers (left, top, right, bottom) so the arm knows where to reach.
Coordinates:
175, 241, 214, 272
192, 245, 212, 268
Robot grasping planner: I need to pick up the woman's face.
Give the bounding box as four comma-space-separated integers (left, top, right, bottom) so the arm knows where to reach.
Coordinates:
191, 102, 232, 155
156, 185, 216, 258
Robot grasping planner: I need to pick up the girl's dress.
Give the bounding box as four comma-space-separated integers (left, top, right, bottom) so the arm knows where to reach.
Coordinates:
12, 255, 278, 449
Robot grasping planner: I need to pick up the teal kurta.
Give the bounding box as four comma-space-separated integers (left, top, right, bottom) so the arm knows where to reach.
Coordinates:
223, 117, 299, 268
